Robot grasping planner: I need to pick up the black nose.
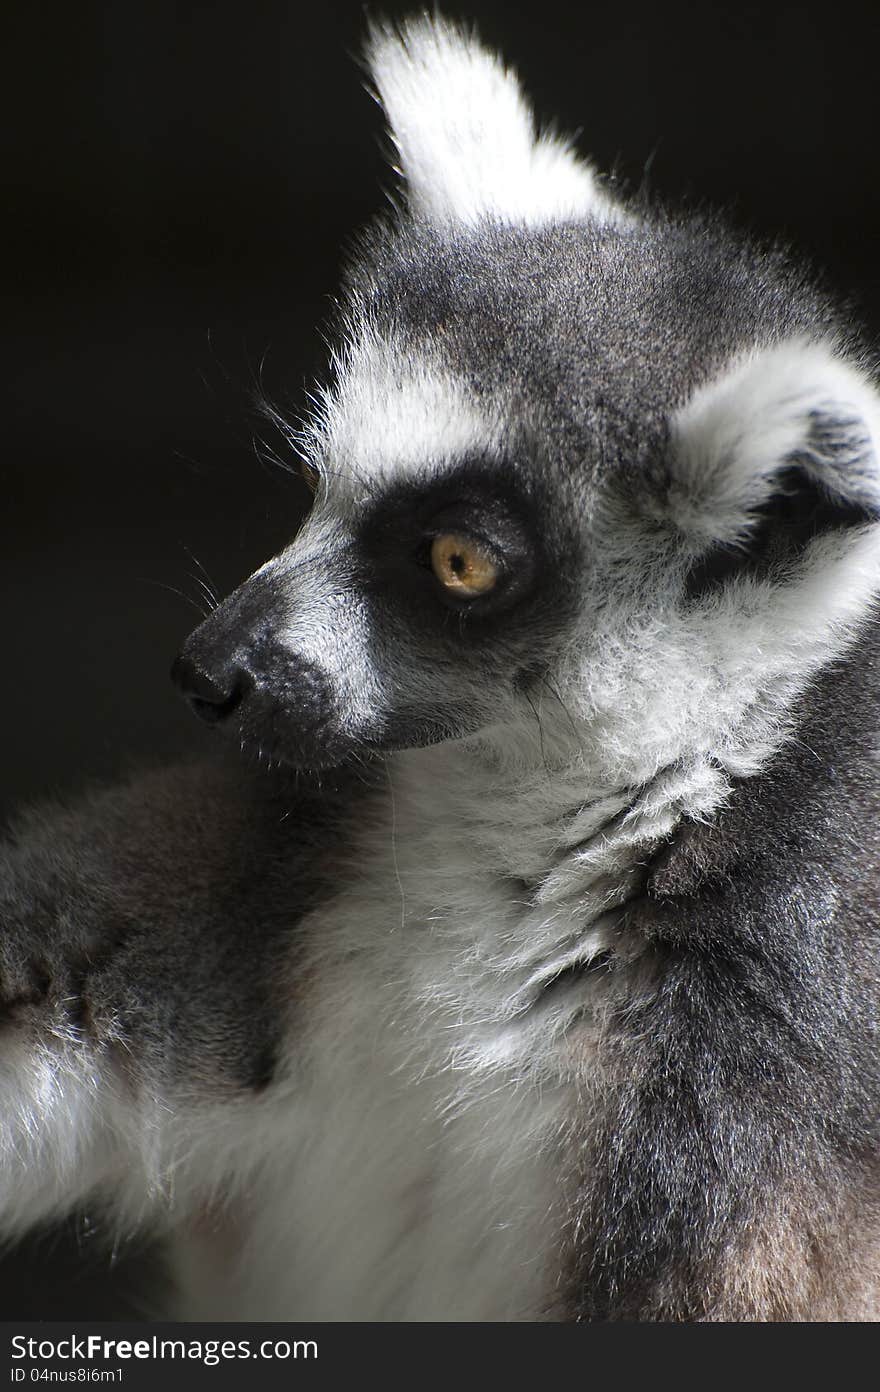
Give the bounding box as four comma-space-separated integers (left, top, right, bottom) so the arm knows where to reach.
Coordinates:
170, 653, 250, 725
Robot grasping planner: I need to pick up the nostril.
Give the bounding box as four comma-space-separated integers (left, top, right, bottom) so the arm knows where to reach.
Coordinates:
170, 653, 249, 725
188, 688, 246, 725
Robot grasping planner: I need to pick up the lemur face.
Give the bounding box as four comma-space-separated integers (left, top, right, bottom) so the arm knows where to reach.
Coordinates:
171, 351, 582, 770
173, 19, 880, 779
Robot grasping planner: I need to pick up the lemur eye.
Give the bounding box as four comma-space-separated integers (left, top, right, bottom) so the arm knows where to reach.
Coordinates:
430, 533, 499, 597
301, 460, 319, 494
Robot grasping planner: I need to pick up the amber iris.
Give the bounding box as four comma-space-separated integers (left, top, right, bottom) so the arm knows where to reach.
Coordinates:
430, 533, 499, 597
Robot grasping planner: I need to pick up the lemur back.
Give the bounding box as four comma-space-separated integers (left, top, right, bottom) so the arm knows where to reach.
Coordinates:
2, 16, 880, 1320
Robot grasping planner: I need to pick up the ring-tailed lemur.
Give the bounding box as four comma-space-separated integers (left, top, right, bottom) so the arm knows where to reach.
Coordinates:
3, 15, 880, 1321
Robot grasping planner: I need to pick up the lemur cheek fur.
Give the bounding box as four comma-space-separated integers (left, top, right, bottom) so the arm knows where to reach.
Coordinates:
4, 13, 880, 1322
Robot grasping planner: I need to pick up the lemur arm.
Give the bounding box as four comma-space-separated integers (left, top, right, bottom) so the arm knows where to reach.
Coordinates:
0, 757, 339, 1236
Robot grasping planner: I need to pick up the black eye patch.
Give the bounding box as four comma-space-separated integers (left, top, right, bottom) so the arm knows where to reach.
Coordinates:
355, 459, 543, 619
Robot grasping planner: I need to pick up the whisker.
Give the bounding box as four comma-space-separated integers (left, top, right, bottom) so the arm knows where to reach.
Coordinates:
137, 577, 209, 619
523, 689, 552, 781
384, 758, 407, 933
182, 548, 222, 607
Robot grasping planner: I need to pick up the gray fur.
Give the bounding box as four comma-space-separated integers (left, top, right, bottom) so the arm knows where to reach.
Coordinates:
0, 759, 352, 1098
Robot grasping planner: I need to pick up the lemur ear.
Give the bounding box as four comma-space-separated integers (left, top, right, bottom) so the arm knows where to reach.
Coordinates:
365, 16, 623, 228
663, 340, 880, 573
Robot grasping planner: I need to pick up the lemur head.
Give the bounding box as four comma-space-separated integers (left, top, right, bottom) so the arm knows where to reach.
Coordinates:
173, 16, 880, 784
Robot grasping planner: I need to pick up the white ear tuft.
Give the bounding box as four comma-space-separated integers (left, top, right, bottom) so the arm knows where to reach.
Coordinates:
668, 339, 880, 544
365, 16, 623, 229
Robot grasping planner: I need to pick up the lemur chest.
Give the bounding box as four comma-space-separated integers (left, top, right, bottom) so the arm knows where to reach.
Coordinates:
181, 773, 685, 1321
227, 782, 671, 1320
177, 873, 586, 1321
254, 879, 579, 1318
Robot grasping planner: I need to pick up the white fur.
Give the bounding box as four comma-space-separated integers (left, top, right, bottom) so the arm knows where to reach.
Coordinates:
666, 339, 880, 544
250, 523, 388, 740
302, 327, 499, 497
366, 17, 625, 228
0, 1031, 121, 1236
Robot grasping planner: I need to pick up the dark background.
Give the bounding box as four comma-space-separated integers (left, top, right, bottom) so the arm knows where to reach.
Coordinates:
3, 0, 878, 1316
